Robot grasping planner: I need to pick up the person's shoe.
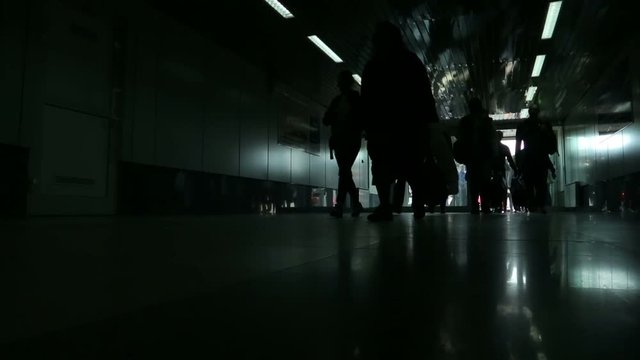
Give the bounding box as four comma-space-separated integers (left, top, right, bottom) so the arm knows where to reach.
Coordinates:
367, 207, 393, 222
414, 206, 426, 220
330, 205, 343, 218
351, 202, 364, 217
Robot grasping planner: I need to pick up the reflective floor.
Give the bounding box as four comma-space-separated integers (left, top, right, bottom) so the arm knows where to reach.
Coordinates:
1, 212, 639, 359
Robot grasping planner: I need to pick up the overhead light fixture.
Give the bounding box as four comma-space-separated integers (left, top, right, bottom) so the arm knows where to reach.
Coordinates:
264, 0, 294, 19
531, 55, 546, 77
541, 1, 562, 39
520, 108, 530, 119
352, 74, 362, 85
526, 86, 538, 102
307, 35, 343, 63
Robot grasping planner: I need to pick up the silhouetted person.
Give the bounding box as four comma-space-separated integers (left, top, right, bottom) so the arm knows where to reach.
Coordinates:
361, 22, 439, 222
491, 131, 517, 212
323, 70, 364, 218
457, 98, 498, 214
515, 106, 556, 213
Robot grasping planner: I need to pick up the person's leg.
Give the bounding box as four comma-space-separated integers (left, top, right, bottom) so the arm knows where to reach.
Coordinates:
368, 151, 394, 222
392, 178, 406, 213
331, 149, 350, 218
479, 177, 493, 213
343, 143, 363, 216
405, 154, 426, 219
467, 169, 480, 214
535, 172, 549, 213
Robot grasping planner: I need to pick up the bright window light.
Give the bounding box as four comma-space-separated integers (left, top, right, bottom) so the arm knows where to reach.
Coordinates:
307, 35, 343, 63
526, 86, 538, 102
490, 113, 520, 121
352, 74, 362, 85
520, 108, 530, 119
531, 55, 546, 77
541, 1, 562, 39
264, 0, 294, 19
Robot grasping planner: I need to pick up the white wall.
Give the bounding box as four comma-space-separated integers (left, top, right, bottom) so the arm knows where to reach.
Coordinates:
1, 0, 366, 214
120, 4, 354, 190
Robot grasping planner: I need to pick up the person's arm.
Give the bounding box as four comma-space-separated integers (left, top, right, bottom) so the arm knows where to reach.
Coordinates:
515, 125, 523, 155
506, 148, 518, 173
350, 91, 365, 138
546, 156, 557, 179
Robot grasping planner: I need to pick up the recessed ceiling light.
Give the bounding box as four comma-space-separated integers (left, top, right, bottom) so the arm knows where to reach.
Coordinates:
531, 55, 546, 77
526, 86, 538, 102
352, 74, 362, 85
307, 35, 343, 63
264, 0, 294, 19
541, 1, 562, 39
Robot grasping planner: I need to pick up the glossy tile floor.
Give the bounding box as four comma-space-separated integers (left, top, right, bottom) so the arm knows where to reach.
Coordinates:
1, 212, 639, 359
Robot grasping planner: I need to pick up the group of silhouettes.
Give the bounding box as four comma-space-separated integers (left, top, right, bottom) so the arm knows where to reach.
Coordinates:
323, 22, 557, 222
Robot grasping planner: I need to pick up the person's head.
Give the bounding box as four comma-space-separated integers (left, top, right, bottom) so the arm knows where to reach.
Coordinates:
496, 130, 504, 141
468, 97, 484, 115
372, 21, 404, 56
337, 70, 355, 92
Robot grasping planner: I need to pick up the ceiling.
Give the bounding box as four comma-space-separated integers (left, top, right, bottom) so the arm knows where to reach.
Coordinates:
150, 0, 636, 122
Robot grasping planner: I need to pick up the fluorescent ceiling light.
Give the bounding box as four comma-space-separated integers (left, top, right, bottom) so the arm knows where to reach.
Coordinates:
307, 35, 343, 63
264, 0, 294, 19
541, 1, 562, 39
531, 55, 546, 77
352, 74, 362, 85
526, 86, 538, 102
520, 108, 530, 119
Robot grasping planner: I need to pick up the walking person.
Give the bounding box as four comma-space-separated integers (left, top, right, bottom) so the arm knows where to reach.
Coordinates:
456, 98, 498, 214
515, 105, 557, 213
491, 131, 518, 213
361, 22, 440, 222
323, 70, 364, 218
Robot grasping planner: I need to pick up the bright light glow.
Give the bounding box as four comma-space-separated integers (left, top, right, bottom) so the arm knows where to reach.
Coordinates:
577, 133, 630, 151
489, 110, 531, 121
264, 0, 294, 19
352, 74, 362, 85
541, 1, 563, 39
507, 265, 518, 284
490, 113, 520, 121
307, 35, 343, 63
531, 55, 546, 77
526, 86, 538, 102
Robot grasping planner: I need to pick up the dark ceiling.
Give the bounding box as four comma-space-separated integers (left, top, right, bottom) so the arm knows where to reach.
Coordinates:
150, 0, 635, 122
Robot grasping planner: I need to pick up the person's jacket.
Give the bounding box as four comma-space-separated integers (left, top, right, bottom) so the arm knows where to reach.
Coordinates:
360, 49, 439, 151
458, 113, 498, 165
323, 89, 362, 146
